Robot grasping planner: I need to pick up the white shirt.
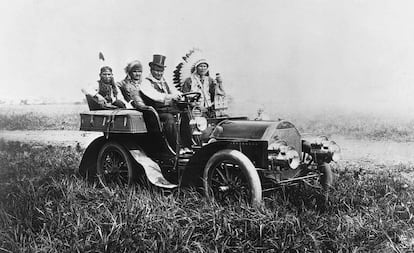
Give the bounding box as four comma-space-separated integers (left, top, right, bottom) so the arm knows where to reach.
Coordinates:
140, 74, 180, 104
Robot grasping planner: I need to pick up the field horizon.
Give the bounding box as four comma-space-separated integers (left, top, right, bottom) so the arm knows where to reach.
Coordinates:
1, 101, 414, 142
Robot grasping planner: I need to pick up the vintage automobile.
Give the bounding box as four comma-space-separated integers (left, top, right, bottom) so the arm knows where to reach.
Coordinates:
77, 91, 341, 206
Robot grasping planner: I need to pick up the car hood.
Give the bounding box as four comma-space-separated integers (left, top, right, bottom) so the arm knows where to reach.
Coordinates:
211, 119, 302, 154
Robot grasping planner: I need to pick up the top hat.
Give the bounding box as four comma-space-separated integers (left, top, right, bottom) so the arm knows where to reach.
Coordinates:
149, 54, 167, 69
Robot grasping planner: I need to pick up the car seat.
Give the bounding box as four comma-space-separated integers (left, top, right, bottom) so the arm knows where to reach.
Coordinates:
85, 94, 117, 111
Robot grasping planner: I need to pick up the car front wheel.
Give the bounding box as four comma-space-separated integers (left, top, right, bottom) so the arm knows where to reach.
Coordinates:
203, 149, 262, 206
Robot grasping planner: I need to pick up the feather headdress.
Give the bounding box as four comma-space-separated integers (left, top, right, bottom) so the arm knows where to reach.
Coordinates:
173, 48, 208, 90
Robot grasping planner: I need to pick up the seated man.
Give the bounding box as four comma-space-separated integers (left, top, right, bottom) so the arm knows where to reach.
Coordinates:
181, 59, 225, 118
82, 66, 131, 110
140, 54, 192, 153
118, 60, 148, 109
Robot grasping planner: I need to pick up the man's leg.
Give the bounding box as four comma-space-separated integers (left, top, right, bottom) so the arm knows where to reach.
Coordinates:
180, 112, 193, 149
112, 100, 126, 108
158, 112, 178, 149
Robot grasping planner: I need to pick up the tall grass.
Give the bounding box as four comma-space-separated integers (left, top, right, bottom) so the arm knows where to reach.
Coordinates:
0, 140, 413, 252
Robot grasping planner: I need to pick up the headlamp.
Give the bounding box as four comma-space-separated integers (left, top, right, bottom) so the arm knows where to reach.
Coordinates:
328, 140, 341, 161
286, 146, 300, 169
191, 106, 202, 117
315, 135, 329, 145
195, 116, 207, 131
268, 141, 300, 169
314, 137, 341, 162
268, 140, 288, 153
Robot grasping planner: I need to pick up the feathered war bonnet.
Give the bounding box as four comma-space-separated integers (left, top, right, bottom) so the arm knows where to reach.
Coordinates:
191, 59, 209, 74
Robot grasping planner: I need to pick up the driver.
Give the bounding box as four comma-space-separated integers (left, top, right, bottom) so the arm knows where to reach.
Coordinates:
140, 54, 192, 153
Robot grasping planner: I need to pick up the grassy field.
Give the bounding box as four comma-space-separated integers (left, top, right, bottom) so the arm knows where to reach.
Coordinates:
0, 140, 413, 252
0, 103, 87, 131
2, 103, 414, 142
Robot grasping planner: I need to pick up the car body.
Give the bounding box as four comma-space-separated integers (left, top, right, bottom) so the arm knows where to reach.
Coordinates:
77, 98, 340, 205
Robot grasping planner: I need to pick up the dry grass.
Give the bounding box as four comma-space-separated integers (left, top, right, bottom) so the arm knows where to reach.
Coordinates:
0, 140, 413, 252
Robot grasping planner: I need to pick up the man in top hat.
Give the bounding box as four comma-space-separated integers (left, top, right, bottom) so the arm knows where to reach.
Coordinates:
118, 60, 148, 109
140, 54, 181, 108
140, 54, 192, 152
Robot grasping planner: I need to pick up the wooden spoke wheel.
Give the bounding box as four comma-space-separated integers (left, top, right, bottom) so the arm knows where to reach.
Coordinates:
203, 149, 262, 206
96, 142, 135, 187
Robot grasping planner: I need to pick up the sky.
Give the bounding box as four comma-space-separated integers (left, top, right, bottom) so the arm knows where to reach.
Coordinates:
1, 0, 414, 115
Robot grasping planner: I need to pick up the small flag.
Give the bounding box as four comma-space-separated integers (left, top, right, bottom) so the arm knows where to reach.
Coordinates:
98, 52, 105, 61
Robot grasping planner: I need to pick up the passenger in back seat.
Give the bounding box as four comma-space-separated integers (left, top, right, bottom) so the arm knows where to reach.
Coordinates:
82, 66, 130, 110
118, 60, 149, 110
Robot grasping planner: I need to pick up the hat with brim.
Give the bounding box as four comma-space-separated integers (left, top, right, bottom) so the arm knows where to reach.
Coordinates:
149, 54, 167, 70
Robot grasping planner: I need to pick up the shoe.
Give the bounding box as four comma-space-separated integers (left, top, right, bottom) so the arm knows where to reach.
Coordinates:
185, 147, 194, 154
179, 147, 194, 155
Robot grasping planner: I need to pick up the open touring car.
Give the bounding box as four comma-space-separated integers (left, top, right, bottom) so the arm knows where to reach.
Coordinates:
77, 90, 340, 206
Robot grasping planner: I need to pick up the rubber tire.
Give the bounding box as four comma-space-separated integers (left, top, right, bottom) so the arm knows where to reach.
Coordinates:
317, 162, 333, 211
203, 149, 262, 206
96, 142, 135, 187
319, 162, 333, 190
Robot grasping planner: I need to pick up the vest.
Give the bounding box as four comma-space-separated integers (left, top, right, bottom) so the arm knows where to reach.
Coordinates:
141, 77, 172, 112
98, 81, 118, 103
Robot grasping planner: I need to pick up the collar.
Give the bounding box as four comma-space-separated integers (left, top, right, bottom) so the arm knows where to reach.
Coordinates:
124, 77, 140, 85
98, 80, 114, 86
146, 74, 165, 83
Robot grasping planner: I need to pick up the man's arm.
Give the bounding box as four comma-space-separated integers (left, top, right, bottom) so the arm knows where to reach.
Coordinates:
81, 83, 98, 96
81, 84, 107, 105
140, 80, 170, 103
114, 83, 133, 109
168, 80, 181, 96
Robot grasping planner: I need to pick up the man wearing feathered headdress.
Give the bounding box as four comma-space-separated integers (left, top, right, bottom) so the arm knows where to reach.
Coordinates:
181, 59, 225, 117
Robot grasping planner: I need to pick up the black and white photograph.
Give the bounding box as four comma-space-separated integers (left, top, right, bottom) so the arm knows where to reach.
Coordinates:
1, 0, 413, 252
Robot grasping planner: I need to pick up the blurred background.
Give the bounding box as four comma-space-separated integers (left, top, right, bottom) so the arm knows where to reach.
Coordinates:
1, 0, 414, 118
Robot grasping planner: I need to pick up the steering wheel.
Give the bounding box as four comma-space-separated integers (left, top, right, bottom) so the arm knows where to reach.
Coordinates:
181, 92, 202, 103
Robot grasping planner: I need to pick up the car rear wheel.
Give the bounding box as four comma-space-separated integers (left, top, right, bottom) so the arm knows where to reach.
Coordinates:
203, 149, 262, 206
96, 142, 135, 187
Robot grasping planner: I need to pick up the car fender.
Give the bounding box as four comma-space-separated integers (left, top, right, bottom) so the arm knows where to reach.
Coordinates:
107, 139, 177, 189
78, 136, 177, 189
181, 140, 267, 186
77, 135, 106, 180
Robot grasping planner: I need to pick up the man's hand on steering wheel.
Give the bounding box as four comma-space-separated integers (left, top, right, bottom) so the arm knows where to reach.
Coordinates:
181, 92, 202, 103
